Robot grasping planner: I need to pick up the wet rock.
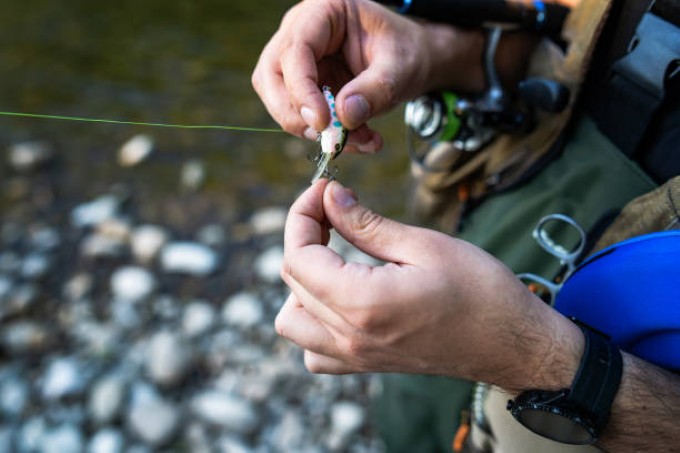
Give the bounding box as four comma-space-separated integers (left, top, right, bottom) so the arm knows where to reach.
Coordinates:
21, 253, 51, 280
8, 141, 54, 171
181, 301, 216, 337
1, 321, 53, 355
71, 195, 120, 228
328, 401, 365, 450
160, 242, 218, 276
222, 292, 264, 329
29, 225, 61, 252
0, 374, 29, 417
88, 428, 125, 453
41, 424, 83, 453
128, 396, 180, 447
250, 207, 287, 235
41, 358, 86, 401
196, 223, 226, 248
19, 416, 47, 452
130, 225, 168, 264
0, 283, 37, 319
270, 409, 306, 451
88, 375, 126, 425
216, 436, 251, 453
63, 273, 93, 302
110, 267, 156, 303
80, 233, 126, 259
0, 252, 21, 274
118, 134, 154, 167
96, 218, 132, 242
145, 331, 192, 386
180, 159, 206, 191
253, 246, 284, 284
190, 390, 259, 434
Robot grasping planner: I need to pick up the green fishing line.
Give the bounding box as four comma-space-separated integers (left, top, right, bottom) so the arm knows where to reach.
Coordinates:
0, 110, 283, 133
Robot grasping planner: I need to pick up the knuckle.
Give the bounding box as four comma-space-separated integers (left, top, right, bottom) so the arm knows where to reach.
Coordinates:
341, 335, 367, 357
354, 208, 384, 237
375, 73, 398, 109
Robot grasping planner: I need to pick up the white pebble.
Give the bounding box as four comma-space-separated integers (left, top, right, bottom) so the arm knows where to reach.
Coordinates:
88, 428, 124, 453
8, 141, 54, 171
222, 292, 263, 328
89, 375, 126, 425
146, 331, 192, 386
160, 242, 218, 276
130, 225, 168, 264
250, 207, 287, 235
21, 253, 50, 280
180, 159, 205, 191
118, 134, 154, 167
71, 195, 120, 228
182, 301, 216, 337
80, 233, 125, 258
331, 401, 365, 438
128, 397, 179, 447
41, 424, 83, 453
41, 358, 85, 400
254, 246, 284, 284
110, 267, 156, 303
190, 390, 258, 433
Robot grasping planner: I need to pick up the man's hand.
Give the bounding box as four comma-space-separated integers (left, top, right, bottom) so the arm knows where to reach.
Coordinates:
251, 0, 485, 153
277, 180, 584, 392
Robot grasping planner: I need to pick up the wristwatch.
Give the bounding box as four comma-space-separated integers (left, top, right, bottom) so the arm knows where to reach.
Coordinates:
506, 320, 623, 445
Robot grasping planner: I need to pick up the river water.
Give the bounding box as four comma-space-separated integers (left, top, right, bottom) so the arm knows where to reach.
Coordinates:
0, 0, 410, 224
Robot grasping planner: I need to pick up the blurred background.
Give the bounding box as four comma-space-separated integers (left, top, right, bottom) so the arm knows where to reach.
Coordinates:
0, 1, 411, 451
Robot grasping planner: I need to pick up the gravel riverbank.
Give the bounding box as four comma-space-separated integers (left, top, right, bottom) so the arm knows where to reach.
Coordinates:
0, 138, 385, 453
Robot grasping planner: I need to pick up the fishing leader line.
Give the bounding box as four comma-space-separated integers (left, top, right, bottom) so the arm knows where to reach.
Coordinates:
0, 110, 284, 134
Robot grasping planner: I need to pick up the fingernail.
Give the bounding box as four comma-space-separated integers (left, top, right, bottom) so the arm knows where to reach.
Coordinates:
300, 106, 316, 127
331, 182, 357, 207
303, 127, 317, 141
344, 95, 370, 125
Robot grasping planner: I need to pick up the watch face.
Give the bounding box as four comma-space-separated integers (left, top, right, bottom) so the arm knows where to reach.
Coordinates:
516, 407, 596, 445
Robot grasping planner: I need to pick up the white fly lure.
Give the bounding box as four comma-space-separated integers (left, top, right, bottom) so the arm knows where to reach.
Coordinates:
311, 86, 348, 183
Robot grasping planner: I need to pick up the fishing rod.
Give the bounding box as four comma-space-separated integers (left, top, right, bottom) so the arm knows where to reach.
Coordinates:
373, 0, 569, 37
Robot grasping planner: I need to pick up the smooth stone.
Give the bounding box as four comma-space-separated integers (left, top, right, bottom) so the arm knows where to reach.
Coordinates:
95, 219, 131, 242
88, 375, 126, 425
0, 375, 29, 417
110, 267, 156, 303
80, 233, 125, 258
181, 301, 216, 337
8, 141, 54, 171
160, 242, 218, 276
19, 417, 47, 452
271, 410, 306, 451
190, 390, 258, 434
72, 322, 120, 357
2, 321, 53, 355
71, 195, 120, 228
29, 226, 61, 252
196, 223, 226, 248
128, 397, 180, 447
250, 207, 287, 235
329, 401, 365, 448
41, 358, 86, 400
88, 428, 124, 453
21, 253, 50, 280
41, 424, 83, 453
222, 292, 263, 328
118, 134, 154, 167
63, 273, 93, 302
130, 225, 168, 264
253, 246, 283, 284
216, 436, 251, 453
145, 331, 192, 386
180, 159, 205, 191
0, 283, 37, 319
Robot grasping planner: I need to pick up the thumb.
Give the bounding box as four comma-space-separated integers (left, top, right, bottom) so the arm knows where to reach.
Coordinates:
323, 181, 428, 264
336, 63, 401, 130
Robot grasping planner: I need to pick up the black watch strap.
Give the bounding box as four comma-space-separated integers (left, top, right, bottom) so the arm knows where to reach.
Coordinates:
568, 320, 623, 431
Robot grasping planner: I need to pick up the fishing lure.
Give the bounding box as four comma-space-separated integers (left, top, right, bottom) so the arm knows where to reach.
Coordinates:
311, 86, 348, 183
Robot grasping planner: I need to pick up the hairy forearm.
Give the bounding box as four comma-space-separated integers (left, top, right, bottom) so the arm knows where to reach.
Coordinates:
599, 352, 680, 451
